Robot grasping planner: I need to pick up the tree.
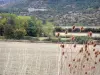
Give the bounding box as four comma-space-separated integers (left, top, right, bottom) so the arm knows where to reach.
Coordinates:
0, 15, 7, 36
43, 21, 54, 40
35, 19, 43, 37
15, 16, 31, 29
26, 17, 43, 37
4, 24, 14, 39
26, 20, 38, 36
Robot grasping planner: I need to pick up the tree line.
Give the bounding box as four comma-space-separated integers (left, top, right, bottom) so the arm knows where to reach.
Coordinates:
0, 13, 54, 39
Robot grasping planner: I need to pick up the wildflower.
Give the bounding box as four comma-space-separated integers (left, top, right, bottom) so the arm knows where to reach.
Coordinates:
73, 59, 75, 61
93, 49, 95, 51
72, 25, 76, 30
73, 71, 75, 74
80, 26, 84, 32
85, 44, 88, 48
91, 66, 95, 69
77, 58, 81, 62
95, 62, 97, 64
83, 65, 85, 68
65, 30, 68, 34
71, 36, 75, 41
62, 52, 64, 55
95, 51, 99, 55
91, 41, 94, 44
85, 44, 88, 51
74, 44, 76, 48
95, 55, 97, 58
79, 48, 83, 53
84, 55, 86, 58
88, 53, 90, 56
56, 32, 60, 37
68, 64, 71, 67
85, 72, 87, 74
87, 58, 89, 61
93, 43, 96, 47
88, 31, 92, 37
87, 42, 90, 45
60, 44, 64, 48
95, 51, 98, 55
99, 58, 100, 62
75, 65, 77, 68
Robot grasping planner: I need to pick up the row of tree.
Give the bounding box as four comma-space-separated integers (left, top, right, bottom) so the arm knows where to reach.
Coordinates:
0, 13, 54, 39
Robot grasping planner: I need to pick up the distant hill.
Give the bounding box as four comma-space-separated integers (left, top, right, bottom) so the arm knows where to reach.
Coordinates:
1, 0, 100, 12
0, 0, 100, 26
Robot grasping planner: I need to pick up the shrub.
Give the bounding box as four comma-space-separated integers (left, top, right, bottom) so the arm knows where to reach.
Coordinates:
51, 37, 70, 43
51, 37, 59, 42
60, 35, 71, 38
23, 36, 32, 40
14, 29, 26, 39
75, 36, 91, 44
93, 37, 100, 40
81, 28, 100, 33
55, 26, 65, 32
60, 38, 68, 42
0, 36, 5, 39
30, 37, 39, 42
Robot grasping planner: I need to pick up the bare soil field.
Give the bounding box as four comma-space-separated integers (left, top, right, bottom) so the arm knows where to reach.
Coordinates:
0, 42, 59, 75
0, 42, 100, 75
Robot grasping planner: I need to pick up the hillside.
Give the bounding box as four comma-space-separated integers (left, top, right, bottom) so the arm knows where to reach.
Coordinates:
1, 0, 100, 12
0, 0, 100, 26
